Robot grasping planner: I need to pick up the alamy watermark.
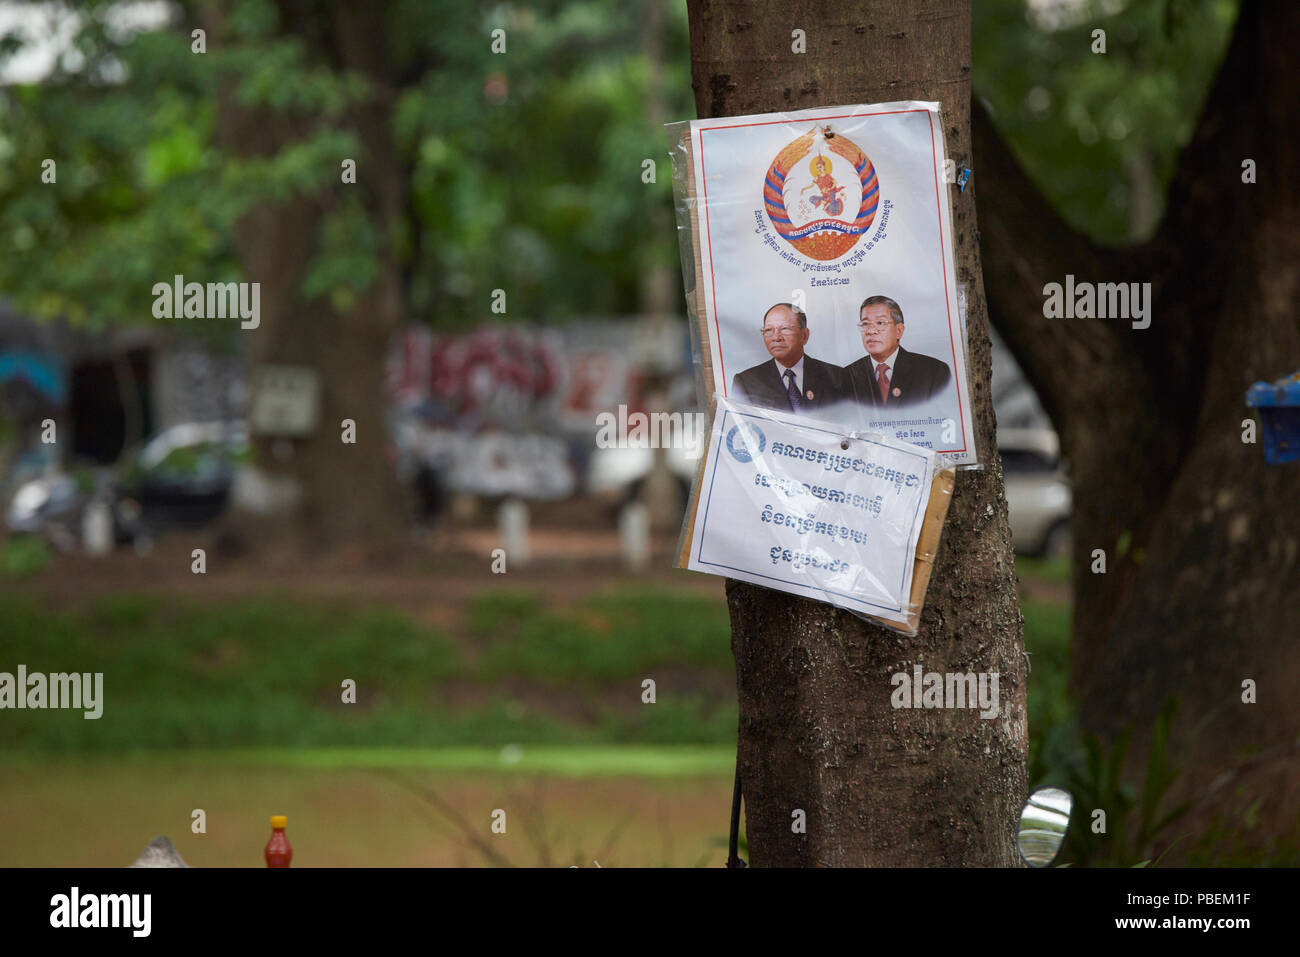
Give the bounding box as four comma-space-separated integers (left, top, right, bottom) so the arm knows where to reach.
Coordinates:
1042, 274, 1151, 329
891, 664, 999, 719
152, 274, 260, 329
0, 666, 103, 719
595, 405, 706, 455
50, 887, 150, 937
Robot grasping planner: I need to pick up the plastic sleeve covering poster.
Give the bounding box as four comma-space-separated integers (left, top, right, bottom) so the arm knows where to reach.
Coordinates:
689, 102, 975, 466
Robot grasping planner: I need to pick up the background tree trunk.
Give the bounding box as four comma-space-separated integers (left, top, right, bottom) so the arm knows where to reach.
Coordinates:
688, 0, 1027, 866
209, 0, 407, 554
975, 0, 1300, 836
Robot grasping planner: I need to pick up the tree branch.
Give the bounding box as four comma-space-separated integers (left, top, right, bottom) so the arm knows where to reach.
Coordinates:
972, 99, 1141, 445
1143, 0, 1300, 415
1153, 0, 1294, 265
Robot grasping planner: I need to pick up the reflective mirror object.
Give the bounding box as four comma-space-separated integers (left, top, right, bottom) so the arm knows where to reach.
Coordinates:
1017, 786, 1074, 867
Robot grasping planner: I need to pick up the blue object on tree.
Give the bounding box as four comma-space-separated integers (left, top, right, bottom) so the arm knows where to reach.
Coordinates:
1246, 369, 1300, 464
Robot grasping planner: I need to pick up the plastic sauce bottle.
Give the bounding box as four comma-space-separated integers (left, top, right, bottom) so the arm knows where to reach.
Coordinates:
265, 815, 292, 868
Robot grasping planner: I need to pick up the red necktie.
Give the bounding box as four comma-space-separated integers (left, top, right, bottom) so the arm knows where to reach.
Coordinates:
876, 363, 890, 404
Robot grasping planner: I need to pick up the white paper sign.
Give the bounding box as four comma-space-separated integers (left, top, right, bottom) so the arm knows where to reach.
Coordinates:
251, 365, 321, 436
688, 397, 936, 623
686, 101, 976, 466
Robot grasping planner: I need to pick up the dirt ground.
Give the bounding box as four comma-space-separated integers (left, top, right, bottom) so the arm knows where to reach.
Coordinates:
13, 492, 1065, 614
17, 499, 711, 605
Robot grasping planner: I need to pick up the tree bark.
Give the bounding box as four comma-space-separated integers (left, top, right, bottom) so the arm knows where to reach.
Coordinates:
208, 0, 408, 553
975, 0, 1300, 835
688, 0, 1026, 866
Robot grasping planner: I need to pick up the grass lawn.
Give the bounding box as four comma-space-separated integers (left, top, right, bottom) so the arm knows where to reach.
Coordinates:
0, 586, 738, 751
0, 569, 1069, 752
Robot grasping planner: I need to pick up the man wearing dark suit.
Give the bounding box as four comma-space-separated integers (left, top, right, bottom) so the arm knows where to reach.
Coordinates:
730, 303, 849, 413
845, 296, 951, 409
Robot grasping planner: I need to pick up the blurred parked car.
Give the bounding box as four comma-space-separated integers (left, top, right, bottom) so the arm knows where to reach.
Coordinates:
4, 468, 88, 548
1, 442, 61, 503
111, 422, 248, 543
999, 428, 1071, 558
4, 437, 105, 550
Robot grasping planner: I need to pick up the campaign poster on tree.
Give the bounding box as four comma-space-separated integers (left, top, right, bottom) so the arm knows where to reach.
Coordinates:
686, 101, 976, 466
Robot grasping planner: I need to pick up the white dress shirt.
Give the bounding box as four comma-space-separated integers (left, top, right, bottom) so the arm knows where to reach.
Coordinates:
871, 347, 900, 387
774, 355, 806, 395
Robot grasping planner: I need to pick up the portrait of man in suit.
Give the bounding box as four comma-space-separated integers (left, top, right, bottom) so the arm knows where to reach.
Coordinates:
845, 296, 951, 409
730, 302, 848, 414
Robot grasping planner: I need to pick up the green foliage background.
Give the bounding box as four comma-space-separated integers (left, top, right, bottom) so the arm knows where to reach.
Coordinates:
973, 0, 1236, 244
0, 0, 695, 330
0, 0, 1236, 333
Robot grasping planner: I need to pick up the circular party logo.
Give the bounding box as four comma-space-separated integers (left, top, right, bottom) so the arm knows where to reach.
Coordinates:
762, 126, 880, 262
726, 422, 766, 463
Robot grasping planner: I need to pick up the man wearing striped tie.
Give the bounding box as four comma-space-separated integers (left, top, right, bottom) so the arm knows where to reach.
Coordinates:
730, 302, 849, 415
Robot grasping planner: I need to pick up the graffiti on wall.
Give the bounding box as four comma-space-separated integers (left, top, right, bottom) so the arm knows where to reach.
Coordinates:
388, 323, 646, 431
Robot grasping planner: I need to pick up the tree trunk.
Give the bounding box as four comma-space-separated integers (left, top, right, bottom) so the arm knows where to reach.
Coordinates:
688, 0, 1027, 866
208, 0, 407, 554
975, 0, 1300, 837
